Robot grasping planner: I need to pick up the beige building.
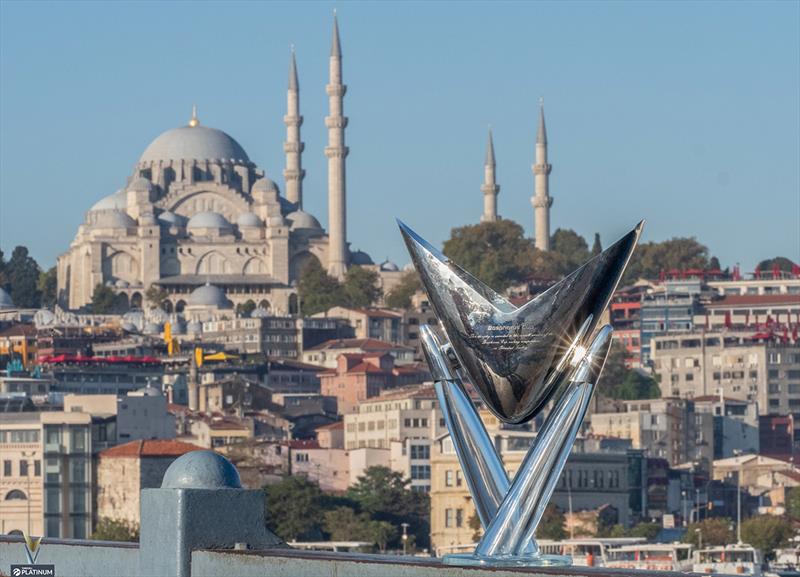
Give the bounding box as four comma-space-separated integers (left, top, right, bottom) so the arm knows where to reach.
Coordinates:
303, 338, 415, 368
589, 398, 713, 466
95, 439, 202, 527
651, 332, 800, 414
186, 415, 254, 449
56, 17, 367, 312
199, 316, 300, 359
314, 307, 406, 345
343, 384, 445, 491
0, 414, 43, 536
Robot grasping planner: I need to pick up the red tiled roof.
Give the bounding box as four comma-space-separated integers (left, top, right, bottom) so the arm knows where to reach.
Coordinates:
308, 338, 410, 352
287, 439, 320, 449
707, 294, 800, 308
99, 439, 202, 458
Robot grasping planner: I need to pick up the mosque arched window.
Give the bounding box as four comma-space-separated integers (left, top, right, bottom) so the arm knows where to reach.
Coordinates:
5, 490, 27, 500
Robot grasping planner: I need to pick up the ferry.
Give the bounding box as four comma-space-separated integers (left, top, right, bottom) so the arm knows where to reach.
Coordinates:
537, 538, 646, 567
692, 544, 764, 576
605, 543, 693, 572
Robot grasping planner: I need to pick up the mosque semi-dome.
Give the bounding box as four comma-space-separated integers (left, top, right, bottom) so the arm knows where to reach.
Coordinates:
252, 177, 279, 194
350, 250, 374, 266
90, 189, 127, 212
139, 125, 250, 165
187, 211, 232, 230
380, 259, 400, 272
92, 210, 137, 229
158, 211, 187, 227
237, 212, 263, 228
286, 210, 322, 231
188, 283, 232, 308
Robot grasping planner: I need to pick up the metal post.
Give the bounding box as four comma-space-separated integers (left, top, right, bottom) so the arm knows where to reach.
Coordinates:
401, 522, 409, 555
737, 464, 742, 544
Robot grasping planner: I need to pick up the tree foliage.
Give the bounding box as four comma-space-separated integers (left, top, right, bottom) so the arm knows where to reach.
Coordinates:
786, 486, 800, 519
624, 237, 709, 282
596, 342, 659, 400
38, 266, 58, 308
236, 299, 257, 317
6, 246, 41, 308
89, 284, 118, 314
591, 233, 603, 257
264, 475, 325, 541
682, 518, 735, 547
741, 516, 793, 560
627, 522, 661, 540
537, 504, 567, 540
343, 266, 383, 309
322, 507, 396, 552
385, 270, 421, 310
297, 259, 347, 316
443, 220, 537, 290
550, 229, 590, 275
758, 257, 796, 273
346, 466, 430, 549
91, 518, 139, 542
145, 285, 170, 311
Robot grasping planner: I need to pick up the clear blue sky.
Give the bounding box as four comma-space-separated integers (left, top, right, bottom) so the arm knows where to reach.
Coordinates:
1, 1, 798, 272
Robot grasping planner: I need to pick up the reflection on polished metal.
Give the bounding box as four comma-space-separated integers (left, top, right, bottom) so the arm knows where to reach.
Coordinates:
401, 220, 641, 566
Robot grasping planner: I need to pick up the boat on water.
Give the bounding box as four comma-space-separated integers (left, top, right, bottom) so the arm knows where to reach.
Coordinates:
692, 543, 764, 576
537, 538, 646, 567
604, 543, 693, 572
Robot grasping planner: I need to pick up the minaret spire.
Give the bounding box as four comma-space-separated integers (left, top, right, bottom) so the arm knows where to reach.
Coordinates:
326, 11, 349, 279
284, 46, 305, 207
189, 104, 199, 127
481, 127, 500, 223
531, 98, 553, 250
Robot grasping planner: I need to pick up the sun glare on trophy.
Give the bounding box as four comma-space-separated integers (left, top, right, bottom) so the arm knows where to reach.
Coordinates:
570, 345, 588, 367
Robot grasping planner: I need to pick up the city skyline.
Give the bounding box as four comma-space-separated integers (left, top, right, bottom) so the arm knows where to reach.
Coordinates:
1, 1, 798, 272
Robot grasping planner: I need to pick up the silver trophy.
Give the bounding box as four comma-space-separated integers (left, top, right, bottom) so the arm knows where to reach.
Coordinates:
398, 220, 642, 567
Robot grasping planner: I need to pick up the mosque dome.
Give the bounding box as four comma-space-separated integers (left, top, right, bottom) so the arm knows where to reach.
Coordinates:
350, 250, 374, 266
187, 211, 232, 231
251, 177, 279, 194
134, 385, 162, 397
158, 211, 187, 227
139, 124, 249, 165
90, 189, 127, 212
188, 283, 231, 308
236, 212, 262, 228
92, 210, 136, 229
286, 210, 322, 231
0, 288, 15, 310
380, 259, 400, 272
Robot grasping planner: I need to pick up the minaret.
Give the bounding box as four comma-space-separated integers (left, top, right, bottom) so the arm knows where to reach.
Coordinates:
531, 99, 553, 251
325, 13, 349, 279
284, 47, 305, 208
481, 128, 500, 222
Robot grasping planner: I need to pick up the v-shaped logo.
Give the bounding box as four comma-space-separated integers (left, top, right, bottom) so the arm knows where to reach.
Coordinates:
23, 533, 42, 565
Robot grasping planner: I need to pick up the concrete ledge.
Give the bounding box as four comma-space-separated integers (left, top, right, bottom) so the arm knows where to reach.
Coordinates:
192, 548, 694, 577
0, 535, 138, 577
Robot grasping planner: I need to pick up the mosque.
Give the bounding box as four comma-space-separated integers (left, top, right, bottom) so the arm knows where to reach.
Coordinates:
56, 16, 384, 315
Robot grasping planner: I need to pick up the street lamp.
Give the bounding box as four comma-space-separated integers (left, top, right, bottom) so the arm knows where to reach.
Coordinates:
401, 522, 410, 555
733, 449, 744, 544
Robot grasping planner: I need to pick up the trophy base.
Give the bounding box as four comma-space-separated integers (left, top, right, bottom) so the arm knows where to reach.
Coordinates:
442, 553, 572, 567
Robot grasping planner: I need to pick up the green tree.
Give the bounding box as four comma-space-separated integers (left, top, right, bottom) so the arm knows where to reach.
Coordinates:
616, 370, 661, 400
758, 257, 796, 273
145, 285, 170, 311
91, 518, 139, 542
89, 284, 118, 314
6, 246, 41, 308
0, 248, 7, 290
596, 341, 628, 399
323, 506, 372, 541
741, 516, 793, 560
347, 466, 430, 549
627, 522, 661, 540
343, 266, 382, 308
550, 229, 590, 274
536, 504, 566, 540
786, 486, 800, 519
442, 220, 536, 290
468, 511, 482, 542
709, 256, 722, 271
236, 299, 257, 317
264, 476, 325, 541
682, 518, 735, 547
38, 266, 58, 308
591, 233, 603, 257
368, 519, 398, 553
297, 259, 347, 316
385, 270, 421, 310
624, 237, 709, 282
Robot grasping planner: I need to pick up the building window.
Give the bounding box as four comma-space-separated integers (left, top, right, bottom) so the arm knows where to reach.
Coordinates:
3, 460, 10, 476
4, 490, 26, 500
445, 470, 454, 487
445, 508, 454, 528
20, 460, 28, 477
456, 509, 464, 528
410, 445, 430, 460
456, 470, 463, 487
34, 461, 41, 476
